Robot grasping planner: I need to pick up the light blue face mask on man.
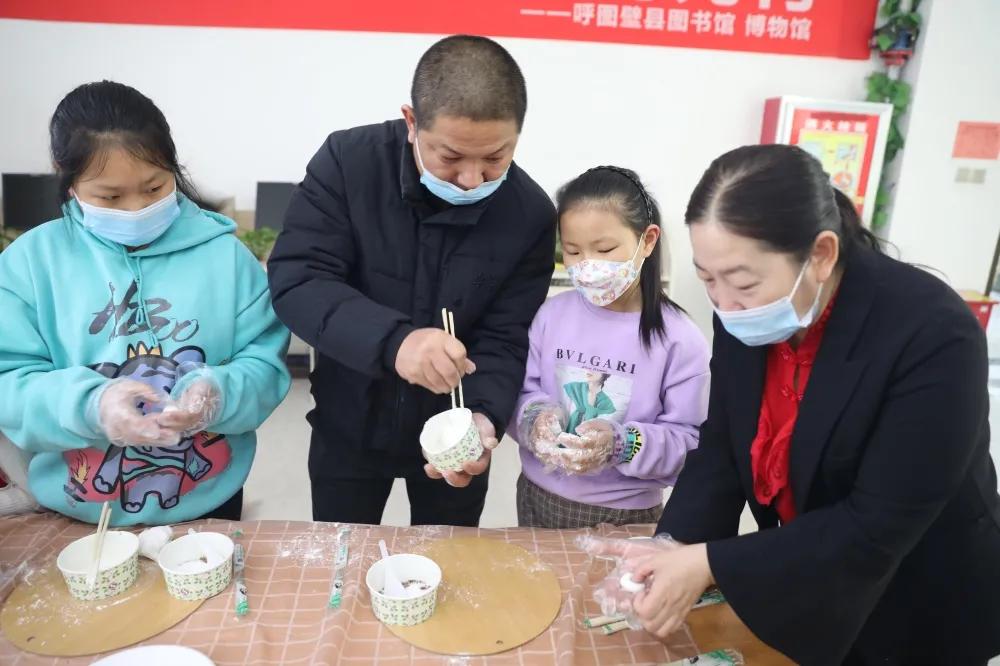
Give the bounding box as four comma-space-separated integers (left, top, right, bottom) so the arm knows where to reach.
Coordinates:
714, 260, 824, 347
76, 188, 180, 247
414, 138, 508, 206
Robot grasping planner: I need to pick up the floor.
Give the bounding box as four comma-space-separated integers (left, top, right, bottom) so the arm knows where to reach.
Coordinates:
245, 379, 1000, 531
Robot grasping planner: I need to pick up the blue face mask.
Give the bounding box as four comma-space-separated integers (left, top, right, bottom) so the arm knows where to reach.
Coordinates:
76, 188, 180, 247
414, 138, 508, 206
714, 260, 824, 347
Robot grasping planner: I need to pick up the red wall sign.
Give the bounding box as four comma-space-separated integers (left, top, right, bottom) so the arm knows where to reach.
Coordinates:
1, 0, 879, 60
953, 122, 1000, 160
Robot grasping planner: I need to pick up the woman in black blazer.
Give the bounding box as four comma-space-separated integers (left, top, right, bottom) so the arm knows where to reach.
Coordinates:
587, 145, 1000, 665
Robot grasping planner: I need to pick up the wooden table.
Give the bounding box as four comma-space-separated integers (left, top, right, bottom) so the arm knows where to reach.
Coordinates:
0, 514, 789, 665
689, 602, 794, 665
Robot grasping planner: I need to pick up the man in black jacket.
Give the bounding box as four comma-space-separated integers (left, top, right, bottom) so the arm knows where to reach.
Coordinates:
267, 35, 556, 526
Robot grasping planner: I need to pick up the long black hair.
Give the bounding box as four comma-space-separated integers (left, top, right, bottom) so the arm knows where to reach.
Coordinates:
49, 80, 202, 205
557, 166, 680, 349
685, 144, 882, 262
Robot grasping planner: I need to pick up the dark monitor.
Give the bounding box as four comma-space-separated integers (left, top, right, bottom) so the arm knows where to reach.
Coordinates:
254, 182, 296, 232
2, 173, 63, 231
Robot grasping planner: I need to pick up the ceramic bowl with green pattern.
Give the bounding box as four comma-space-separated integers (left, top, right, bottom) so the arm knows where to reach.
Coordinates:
157, 531, 234, 601
366, 554, 442, 626
57, 531, 140, 601
419, 407, 483, 473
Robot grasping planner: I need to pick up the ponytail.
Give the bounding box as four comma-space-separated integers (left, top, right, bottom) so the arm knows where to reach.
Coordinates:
831, 187, 883, 256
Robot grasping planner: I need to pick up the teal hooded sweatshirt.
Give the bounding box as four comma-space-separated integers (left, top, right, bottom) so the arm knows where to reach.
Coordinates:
0, 194, 291, 526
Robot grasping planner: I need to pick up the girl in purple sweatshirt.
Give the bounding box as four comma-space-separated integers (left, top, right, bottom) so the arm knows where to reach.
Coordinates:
513, 167, 710, 528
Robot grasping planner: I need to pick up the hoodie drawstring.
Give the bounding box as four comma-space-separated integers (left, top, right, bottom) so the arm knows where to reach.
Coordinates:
120, 248, 161, 350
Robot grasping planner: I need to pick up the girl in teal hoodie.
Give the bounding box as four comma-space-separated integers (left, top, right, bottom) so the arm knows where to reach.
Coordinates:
0, 81, 291, 526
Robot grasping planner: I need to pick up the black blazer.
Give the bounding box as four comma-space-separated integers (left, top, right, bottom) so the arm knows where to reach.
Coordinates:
658, 246, 1000, 665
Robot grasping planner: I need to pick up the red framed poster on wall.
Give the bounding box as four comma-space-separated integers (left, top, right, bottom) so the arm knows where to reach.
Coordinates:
0, 0, 880, 60
761, 96, 893, 226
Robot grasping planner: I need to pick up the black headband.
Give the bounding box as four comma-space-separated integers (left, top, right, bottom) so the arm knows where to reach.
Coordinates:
588, 165, 654, 225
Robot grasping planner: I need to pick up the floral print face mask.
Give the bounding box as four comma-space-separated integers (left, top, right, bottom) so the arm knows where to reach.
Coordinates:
568, 241, 645, 307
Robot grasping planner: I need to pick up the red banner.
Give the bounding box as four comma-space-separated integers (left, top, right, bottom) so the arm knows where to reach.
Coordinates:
1, 1, 878, 60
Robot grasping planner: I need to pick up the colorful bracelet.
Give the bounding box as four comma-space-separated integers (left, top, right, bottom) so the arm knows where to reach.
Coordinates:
618, 427, 643, 464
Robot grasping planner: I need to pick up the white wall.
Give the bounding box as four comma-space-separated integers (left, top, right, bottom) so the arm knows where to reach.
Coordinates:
0, 19, 878, 333
886, 0, 1000, 292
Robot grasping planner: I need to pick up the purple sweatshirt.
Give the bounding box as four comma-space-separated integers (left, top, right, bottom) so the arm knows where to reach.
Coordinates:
513, 290, 710, 510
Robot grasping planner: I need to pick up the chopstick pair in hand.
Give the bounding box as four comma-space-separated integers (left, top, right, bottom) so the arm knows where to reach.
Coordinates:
440, 308, 465, 410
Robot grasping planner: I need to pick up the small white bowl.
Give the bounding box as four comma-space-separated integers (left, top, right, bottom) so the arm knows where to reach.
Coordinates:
92, 645, 215, 665
157, 532, 234, 601
57, 531, 140, 601
366, 554, 441, 626
419, 407, 483, 472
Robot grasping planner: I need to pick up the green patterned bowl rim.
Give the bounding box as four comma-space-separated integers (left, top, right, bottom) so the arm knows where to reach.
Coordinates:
162, 557, 233, 601
157, 532, 234, 575
56, 531, 139, 575
365, 553, 442, 600
419, 407, 477, 455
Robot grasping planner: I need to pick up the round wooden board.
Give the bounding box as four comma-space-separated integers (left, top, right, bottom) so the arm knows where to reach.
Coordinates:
1, 559, 204, 657
388, 537, 562, 656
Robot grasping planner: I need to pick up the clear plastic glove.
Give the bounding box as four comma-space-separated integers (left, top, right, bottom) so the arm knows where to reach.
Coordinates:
156, 378, 222, 436
520, 402, 580, 473
576, 534, 678, 623
627, 542, 715, 640
518, 402, 567, 453
95, 379, 180, 447
544, 418, 619, 475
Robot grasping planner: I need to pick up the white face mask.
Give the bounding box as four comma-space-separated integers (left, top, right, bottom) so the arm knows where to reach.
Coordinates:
568, 241, 645, 307
713, 260, 824, 346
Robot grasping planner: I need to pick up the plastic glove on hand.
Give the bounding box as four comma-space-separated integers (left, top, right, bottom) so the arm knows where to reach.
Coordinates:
97, 379, 179, 447
156, 379, 221, 436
